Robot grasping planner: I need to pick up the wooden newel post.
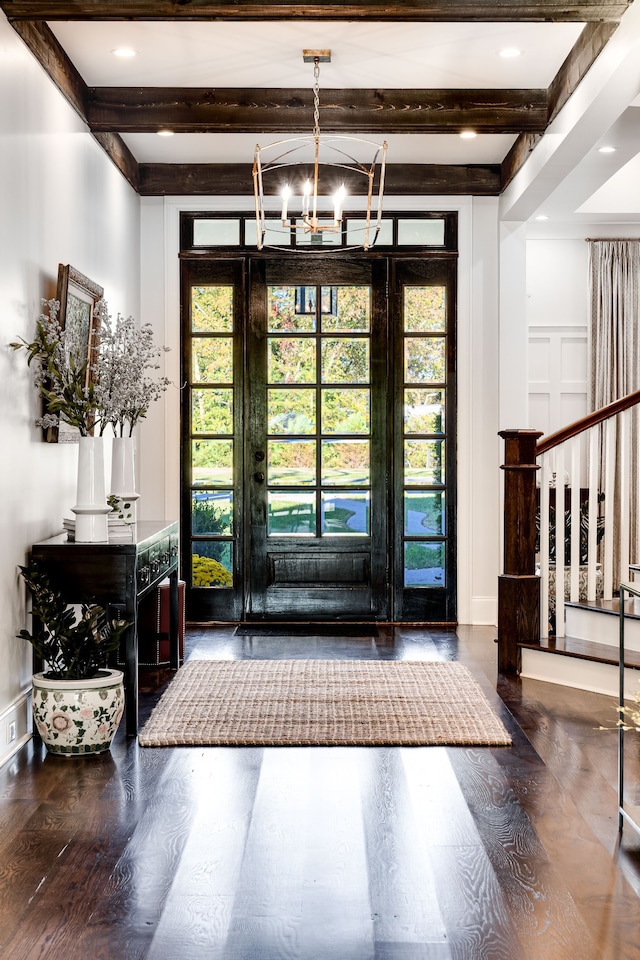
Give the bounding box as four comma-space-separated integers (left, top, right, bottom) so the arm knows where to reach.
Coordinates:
498, 429, 543, 675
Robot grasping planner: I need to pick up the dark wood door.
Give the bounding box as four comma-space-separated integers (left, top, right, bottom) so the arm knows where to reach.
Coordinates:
245, 258, 390, 620
181, 251, 456, 624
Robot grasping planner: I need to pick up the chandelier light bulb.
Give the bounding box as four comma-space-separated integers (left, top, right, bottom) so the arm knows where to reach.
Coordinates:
302, 178, 312, 217
281, 184, 292, 223
333, 185, 346, 224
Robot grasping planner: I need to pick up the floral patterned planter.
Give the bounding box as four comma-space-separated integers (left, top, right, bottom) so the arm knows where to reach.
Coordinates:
32, 669, 124, 757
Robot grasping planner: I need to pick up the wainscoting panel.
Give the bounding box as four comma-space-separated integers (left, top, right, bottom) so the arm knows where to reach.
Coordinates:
529, 326, 588, 437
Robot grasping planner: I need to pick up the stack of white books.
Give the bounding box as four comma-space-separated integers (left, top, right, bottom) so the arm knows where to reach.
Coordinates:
63, 517, 136, 544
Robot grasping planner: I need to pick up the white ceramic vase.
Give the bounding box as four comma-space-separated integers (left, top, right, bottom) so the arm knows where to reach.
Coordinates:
72, 436, 110, 542
32, 669, 124, 756
110, 436, 139, 524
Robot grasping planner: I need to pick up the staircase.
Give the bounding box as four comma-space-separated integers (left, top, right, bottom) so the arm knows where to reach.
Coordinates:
519, 599, 640, 698
498, 396, 640, 698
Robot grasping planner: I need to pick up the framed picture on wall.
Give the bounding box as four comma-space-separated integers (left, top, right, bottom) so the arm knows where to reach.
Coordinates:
45, 264, 104, 443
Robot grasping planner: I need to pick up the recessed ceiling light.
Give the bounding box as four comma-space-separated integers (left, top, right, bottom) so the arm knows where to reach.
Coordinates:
157, 129, 174, 137
459, 130, 477, 140
535, 215, 549, 221
112, 47, 137, 58
499, 47, 522, 59
598, 145, 616, 153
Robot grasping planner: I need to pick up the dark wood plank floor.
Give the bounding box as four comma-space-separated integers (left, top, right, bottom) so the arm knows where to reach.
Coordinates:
1, 624, 640, 959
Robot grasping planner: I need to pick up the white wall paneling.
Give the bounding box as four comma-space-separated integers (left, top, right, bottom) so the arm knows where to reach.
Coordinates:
528, 326, 588, 438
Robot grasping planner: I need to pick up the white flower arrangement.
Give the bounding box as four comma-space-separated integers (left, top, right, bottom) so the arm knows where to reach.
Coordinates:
12, 299, 170, 438
11, 298, 99, 436
94, 306, 171, 437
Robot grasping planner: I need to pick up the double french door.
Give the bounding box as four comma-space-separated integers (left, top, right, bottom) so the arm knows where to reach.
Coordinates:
181, 254, 456, 622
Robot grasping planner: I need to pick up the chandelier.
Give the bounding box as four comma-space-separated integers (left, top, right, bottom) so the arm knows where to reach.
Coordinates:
253, 51, 387, 251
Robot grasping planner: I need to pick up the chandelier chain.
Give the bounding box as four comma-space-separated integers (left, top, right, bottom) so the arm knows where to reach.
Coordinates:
252, 48, 387, 251
312, 57, 321, 138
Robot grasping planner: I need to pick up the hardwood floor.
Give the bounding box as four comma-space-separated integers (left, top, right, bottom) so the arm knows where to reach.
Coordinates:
1, 624, 640, 959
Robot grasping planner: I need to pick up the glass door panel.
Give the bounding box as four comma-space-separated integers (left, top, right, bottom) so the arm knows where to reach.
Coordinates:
247, 259, 388, 620
268, 389, 316, 433
265, 285, 371, 539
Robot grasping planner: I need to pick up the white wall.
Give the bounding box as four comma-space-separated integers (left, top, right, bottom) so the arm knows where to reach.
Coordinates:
0, 10, 140, 766
468, 198, 501, 624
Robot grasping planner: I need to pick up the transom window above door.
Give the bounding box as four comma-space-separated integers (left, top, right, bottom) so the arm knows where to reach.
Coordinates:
181, 212, 457, 252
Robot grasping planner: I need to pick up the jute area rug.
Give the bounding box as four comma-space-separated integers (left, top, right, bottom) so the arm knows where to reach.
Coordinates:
138, 659, 512, 747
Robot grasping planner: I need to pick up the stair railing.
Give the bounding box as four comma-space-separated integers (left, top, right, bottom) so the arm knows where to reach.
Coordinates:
498, 389, 640, 675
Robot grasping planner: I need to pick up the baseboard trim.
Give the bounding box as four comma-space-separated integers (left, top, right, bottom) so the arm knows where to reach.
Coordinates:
0, 688, 31, 769
468, 596, 497, 626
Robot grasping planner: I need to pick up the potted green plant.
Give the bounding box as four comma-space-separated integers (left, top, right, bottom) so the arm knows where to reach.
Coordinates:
18, 561, 129, 756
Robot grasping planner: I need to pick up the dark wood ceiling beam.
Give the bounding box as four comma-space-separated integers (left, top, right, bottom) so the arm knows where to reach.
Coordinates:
0, 1, 631, 21
547, 19, 618, 123
9, 19, 139, 190
87, 87, 547, 135
10, 18, 87, 118
91, 132, 140, 190
502, 20, 618, 187
138, 161, 501, 196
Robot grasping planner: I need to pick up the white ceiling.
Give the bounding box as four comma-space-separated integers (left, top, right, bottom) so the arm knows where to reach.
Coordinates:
49, 21, 584, 90
46, 10, 640, 229
120, 132, 518, 165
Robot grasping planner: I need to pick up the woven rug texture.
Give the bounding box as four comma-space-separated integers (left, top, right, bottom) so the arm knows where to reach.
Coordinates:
139, 659, 512, 747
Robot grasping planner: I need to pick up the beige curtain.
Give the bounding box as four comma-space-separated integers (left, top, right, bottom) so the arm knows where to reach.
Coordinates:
589, 240, 640, 408
588, 240, 640, 579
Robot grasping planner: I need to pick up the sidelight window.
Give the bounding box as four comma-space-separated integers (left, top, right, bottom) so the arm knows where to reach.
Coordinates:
189, 285, 236, 588
401, 285, 448, 588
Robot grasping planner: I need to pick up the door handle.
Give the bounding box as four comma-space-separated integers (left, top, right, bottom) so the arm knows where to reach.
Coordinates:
254, 472, 265, 483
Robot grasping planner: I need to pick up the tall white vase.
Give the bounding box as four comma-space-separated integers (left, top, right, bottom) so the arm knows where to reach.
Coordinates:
72, 436, 110, 542
110, 436, 139, 524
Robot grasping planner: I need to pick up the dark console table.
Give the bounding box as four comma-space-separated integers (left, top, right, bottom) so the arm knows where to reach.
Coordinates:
31, 520, 179, 736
